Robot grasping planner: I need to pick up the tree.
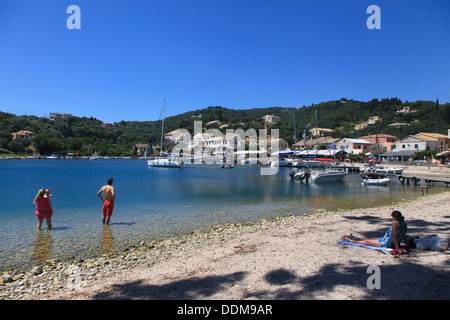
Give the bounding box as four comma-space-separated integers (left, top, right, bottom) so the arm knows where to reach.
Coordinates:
414, 147, 436, 160
35, 134, 62, 154
7, 139, 27, 153
371, 143, 387, 156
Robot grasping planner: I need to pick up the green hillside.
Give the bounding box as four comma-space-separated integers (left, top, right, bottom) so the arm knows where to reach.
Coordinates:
1, 98, 449, 156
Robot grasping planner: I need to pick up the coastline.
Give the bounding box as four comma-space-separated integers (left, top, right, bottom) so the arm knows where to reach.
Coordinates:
1, 190, 449, 300
394, 163, 450, 178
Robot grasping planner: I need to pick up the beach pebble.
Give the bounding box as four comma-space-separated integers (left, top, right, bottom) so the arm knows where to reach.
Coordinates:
1, 274, 13, 283
31, 266, 43, 275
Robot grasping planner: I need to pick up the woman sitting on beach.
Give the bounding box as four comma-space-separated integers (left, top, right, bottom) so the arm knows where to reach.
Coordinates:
343, 210, 409, 250
33, 188, 53, 229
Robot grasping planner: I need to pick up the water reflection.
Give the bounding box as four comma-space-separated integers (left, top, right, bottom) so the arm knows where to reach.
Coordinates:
33, 229, 52, 263
101, 225, 114, 254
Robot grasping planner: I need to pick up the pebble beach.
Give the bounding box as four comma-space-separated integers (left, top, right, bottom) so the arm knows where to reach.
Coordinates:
1, 174, 449, 300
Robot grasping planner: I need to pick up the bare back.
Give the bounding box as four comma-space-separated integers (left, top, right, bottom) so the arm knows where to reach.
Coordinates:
98, 185, 115, 202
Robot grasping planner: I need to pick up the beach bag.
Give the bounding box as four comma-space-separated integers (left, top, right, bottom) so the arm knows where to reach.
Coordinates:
414, 236, 448, 251
390, 248, 409, 255
414, 238, 433, 250
429, 236, 448, 251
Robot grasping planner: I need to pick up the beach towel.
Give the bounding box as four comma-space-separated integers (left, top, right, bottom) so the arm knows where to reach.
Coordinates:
337, 240, 392, 254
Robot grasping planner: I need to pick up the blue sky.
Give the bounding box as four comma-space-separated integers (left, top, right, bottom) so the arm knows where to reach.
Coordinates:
0, 0, 449, 123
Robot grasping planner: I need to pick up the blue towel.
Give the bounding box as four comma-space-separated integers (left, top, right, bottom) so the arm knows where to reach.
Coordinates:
337, 240, 392, 254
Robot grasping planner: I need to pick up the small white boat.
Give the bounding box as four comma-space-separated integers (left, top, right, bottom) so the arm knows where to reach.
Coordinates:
310, 169, 348, 182
221, 164, 234, 169
374, 166, 404, 175
89, 151, 100, 160
291, 160, 322, 168
44, 155, 59, 159
270, 159, 289, 167
147, 158, 183, 168
362, 177, 391, 186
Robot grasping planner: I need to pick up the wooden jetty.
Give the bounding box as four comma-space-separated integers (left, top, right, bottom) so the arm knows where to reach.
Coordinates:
396, 174, 450, 187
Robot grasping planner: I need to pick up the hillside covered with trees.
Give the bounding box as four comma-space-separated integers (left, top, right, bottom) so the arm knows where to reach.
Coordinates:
1, 98, 449, 157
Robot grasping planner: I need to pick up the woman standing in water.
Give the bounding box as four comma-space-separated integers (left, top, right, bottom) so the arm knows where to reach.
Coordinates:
33, 188, 53, 229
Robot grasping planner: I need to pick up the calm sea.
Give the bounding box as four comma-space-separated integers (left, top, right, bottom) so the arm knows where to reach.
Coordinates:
0, 159, 445, 271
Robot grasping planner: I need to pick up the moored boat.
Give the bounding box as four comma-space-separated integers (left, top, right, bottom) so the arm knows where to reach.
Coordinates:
147, 157, 183, 168
374, 166, 404, 175
147, 99, 184, 169
310, 169, 348, 182
361, 177, 391, 186
290, 170, 311, 182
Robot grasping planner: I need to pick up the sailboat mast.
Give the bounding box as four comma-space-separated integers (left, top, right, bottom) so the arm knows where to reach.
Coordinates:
315, 108, 318, 155
160, 99, 166, 155
293, 110, 296, 157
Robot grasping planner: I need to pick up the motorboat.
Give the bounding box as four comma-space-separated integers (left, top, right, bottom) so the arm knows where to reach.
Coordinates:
270, 159, 289, 167
361, 177, 391, 186
291, 159, 321, 168
309, 169, 348, 182
44, 155, 59, 159
147, 157, 183, 168
289, 170, 311, 182
373, 166, 404, 175
221, 164, 234, 169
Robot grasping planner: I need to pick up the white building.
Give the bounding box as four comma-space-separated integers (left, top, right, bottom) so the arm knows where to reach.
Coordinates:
336, 138, 372, 154
187, 132, 241, 156
165, 130, 191, 143
262, 114, 280, 123
394, 135, 428, 152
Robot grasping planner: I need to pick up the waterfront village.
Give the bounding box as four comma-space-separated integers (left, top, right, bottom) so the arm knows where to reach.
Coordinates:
5, 111, 450, 166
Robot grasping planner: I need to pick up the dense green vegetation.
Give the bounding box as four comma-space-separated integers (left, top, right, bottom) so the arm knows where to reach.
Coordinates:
1, 98, 449, 156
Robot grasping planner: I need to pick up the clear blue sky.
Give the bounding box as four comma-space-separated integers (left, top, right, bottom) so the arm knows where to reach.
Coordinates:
1, 0, 449, 123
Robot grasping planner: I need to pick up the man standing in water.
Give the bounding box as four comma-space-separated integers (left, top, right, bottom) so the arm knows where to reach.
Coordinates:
97, 178, 115, 224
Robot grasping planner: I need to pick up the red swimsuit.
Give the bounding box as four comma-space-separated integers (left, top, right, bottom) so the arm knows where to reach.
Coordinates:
103, 201, 114, 216
35, 197, 52, 219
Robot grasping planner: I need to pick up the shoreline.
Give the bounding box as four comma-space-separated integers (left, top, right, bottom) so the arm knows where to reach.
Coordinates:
1, 191, 449, 300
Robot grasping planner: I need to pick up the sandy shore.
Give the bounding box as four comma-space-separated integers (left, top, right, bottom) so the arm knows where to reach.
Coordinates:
395, 163, 450, 178
2, 189, 445, 300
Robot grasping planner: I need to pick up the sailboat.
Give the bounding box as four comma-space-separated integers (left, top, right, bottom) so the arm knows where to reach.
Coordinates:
299, 108, 347, 183
147, 99, 183, 168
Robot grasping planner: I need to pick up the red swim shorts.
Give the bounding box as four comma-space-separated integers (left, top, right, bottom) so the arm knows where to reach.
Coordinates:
102, 201, 114, 216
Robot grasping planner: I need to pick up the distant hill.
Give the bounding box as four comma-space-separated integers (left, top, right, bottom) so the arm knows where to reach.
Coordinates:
162, 98, 450, 143
1, 98, 449, 156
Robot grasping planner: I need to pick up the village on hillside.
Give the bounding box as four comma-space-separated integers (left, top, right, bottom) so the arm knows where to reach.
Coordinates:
158, 113, 450, 165
4, 107, 450, 165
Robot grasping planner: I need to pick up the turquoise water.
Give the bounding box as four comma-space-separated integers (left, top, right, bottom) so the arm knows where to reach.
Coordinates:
0, 159, 444, 271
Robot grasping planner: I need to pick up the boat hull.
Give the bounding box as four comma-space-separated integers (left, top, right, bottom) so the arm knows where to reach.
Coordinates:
147, 159, 183, 168
291, 171, 311, 182
270, 160, 289, 167
291, 160, 321, 168
374, 167, 404, 175
362, 178, 390, 186
310, 171, 348, 182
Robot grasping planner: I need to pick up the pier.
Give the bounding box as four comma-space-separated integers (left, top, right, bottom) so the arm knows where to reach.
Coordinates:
396, 174, 450, 187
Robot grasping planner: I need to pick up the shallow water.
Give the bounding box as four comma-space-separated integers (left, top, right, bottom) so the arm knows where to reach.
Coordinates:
0, 159, 447, 271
